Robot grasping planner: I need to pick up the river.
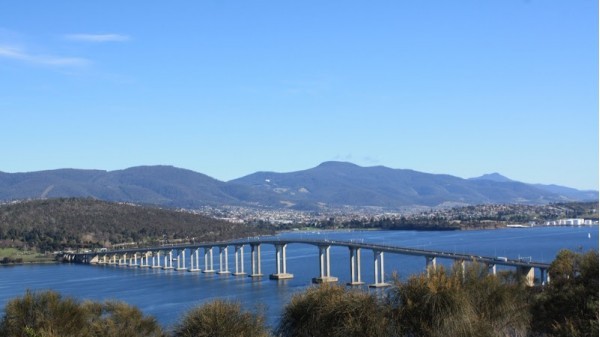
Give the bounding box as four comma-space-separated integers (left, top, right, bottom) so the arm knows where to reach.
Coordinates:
0, 226, 597, 330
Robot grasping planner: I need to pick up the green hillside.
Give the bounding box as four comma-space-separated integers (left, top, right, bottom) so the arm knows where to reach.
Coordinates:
0, 198, 272, 253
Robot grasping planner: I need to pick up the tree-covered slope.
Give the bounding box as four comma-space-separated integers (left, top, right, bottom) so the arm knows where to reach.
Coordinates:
0, 198, 271, 252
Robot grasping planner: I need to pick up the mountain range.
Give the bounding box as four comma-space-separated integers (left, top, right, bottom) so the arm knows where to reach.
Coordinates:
0, 162, 596, 211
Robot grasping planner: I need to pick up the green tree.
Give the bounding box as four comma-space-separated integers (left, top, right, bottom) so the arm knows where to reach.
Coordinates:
531, 250, 599, 337
173, 300, 269, 337
277, 284, 392, 337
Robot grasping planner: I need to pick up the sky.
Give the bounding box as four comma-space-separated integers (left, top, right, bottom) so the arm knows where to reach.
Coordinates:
0, 1, 598, 190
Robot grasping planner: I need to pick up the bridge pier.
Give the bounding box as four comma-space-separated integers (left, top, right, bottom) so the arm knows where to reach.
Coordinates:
176, 249, 187, 271
140, 252, 150, 268
233, 245, 245, 276
369, 250, 389, 288
249, 244, 263, 277
270, 244, 293, 280
517, 265, 535, 286
163, 250, 174, 270
313, 245, 337, 283
540, 267, 550, 285
129, 253, 138, 267
425, 256, 437, 276
348, 247, 364, 286
203, 247, 215, 273
152, 251, 161, 268
189, 248, 201, 272
218, 246, 231, 274
487, 263, 497, 276
119, 254, 128, 266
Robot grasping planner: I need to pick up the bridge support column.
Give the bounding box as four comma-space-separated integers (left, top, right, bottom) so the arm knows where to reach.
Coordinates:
348, 247, 364, 286
369, 250, 389, 288
249, 244, 263, 277
233, 245, 245, 276
218, 246, 230, 274
313, 245, 337, 283
204, 247, 215, 273
270, 244, 293, 280
487, 263, 497, 276
131, 253, 139, 267
517, 266, 535, 286
540, 267, 550, 285
426, 256, 437, 276
163, 250, 174, 270
189, 248, 201, 272
152, 251, 161, 268
176, 249, 187, 271
140, 252, 150, 268
119, 254, 127, 266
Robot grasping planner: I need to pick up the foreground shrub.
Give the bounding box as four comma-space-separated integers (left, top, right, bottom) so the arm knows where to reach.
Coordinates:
85, 300, 165, 337
0, 290, 164, 337
388, 262, 530, 337
0, 290, 87, 337
172, 300, 269, 337
277, 284, 392, 337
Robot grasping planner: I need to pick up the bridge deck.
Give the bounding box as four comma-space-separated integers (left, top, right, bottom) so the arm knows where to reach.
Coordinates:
74, 237, 550, 269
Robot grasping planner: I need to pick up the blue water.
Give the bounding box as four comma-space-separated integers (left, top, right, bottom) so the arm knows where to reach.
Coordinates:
0, 226, 597, 330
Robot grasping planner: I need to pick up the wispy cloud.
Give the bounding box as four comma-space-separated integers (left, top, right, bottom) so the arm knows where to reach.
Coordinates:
64, 33, 130, 42
0, 45, 90, 67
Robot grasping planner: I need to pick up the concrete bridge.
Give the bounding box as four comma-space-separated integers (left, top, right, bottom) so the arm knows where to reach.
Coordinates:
63, 237, 552, 287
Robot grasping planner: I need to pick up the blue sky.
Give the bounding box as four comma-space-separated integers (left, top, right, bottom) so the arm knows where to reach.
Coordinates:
0, 1, 598, 190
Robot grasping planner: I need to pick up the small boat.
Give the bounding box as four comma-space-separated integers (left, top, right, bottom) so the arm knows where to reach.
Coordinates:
588, 233, 591, 239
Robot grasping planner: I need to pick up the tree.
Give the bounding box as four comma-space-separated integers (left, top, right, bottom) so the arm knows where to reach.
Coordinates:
172, 300, 269, 337
531, 250, 599, 337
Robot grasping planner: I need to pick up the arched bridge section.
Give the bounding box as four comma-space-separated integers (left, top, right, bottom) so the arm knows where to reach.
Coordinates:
64, 237, 551, 287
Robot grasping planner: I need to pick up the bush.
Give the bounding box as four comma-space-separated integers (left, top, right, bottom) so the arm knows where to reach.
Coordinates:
388, 262, 530, 337
172, 300, 269, 337
0, 290, 164, 337
277, 284, 392, 337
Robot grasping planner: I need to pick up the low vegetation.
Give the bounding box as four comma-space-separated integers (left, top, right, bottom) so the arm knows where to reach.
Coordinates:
0, 250, 596, 337
0, 248, 54, 264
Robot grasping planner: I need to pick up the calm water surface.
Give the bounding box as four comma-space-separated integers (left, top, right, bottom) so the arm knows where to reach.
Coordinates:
1, 226, 597, 329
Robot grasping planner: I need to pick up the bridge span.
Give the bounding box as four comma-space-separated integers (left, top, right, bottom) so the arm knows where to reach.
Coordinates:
64, 237, 551, 287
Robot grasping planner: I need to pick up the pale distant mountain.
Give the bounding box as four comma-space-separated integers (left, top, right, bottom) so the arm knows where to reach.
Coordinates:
469, 173, 515, 183
231, 161, 596, 209
471, 172, 598, 201
0, 162, 596, 210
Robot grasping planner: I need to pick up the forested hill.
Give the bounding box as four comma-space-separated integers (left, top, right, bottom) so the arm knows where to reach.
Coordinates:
0, 198, 272, 252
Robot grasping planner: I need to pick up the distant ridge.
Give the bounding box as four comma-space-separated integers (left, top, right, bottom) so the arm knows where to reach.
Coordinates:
0, 162, 597, 210
470, 173, 515, 183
